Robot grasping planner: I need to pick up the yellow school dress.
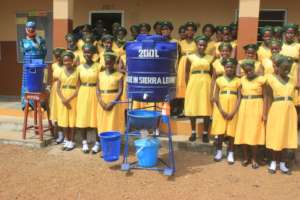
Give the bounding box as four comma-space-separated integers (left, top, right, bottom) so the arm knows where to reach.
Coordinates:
77, 52, 100, 64
57, 68, 79, 128
112, 42, 126, 58
50, 63, 63, 121
176, 39, 197, 98
212, 58, 225, 76
257, 44, 272, 62
120, 54, 127, 101
184, 54, 213, 116
205, 40, 216, 56
238, 59, 262, 76
73, 50, 83, 64
266, 74, 298, 151
288, 62, 300, 105
76, 63, 99, 128
77, 39, 85, 51
261, 57, 274, 75
214, 41, 237, 58
280, 42, 300, 61
234, 76, 266, 145
211, 76, 241, 137
97, 71, 125, 133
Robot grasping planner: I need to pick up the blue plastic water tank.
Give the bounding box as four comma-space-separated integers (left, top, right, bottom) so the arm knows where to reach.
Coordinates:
126, 34, 177, 102
24, 59, 47, 92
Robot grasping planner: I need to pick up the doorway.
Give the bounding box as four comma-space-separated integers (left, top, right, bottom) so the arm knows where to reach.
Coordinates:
89, 10, 124, 34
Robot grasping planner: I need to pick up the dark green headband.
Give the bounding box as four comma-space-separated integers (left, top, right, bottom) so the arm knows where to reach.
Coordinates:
218, 42, 233, 51
243, 43, 258, 51
261, 25, 273, 35
284, 23, 299, 32
241, 59, 255, 68
184, 21, 197, 32
194, 35, 208, 43
222, 58, 237, 66
82, 43, 97, 53
62, 50, 75, 59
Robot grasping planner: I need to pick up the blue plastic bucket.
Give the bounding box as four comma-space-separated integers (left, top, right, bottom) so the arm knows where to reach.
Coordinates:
99, 131, 121, 162
24, 59, 47, 92
128, 110, 161, 129
134, 138, 160, 168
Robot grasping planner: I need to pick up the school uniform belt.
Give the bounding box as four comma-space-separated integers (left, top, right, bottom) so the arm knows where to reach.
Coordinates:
220, 91, 237, 95
242, 95, 263, 99
62, 85, 76, 89
191, 70, 210, 74
100, 89, 119, 94
273, 96, 293, 102
181, 52, 193, 56
81, 83, 96, 87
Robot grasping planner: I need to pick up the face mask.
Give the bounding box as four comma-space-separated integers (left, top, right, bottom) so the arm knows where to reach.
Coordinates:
26, 30, 36, 38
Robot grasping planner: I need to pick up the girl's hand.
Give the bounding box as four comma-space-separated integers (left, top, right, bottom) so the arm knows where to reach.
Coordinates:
226, 113, 234, 120
210, 95, 215, 104
220, 110, 228, 119
106, 102, 115, 111
62, 99, 71, 110
65, 103, 71, 110
262, 113, 267, 122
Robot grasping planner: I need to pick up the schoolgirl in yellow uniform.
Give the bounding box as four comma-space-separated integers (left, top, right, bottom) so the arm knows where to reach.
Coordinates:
234, 60, 267, 169
273, 26, 284, 43
65, 33, 82, 65
77, 24, 93, 51
139, 23, 151, 35
99, 34, 115, 71
129, 25, 140, 41
50, 48, 65, 144
77, 34, 99, 63
266, 55, 298, 174
112, 26, 127, 58
185, 35, 213, 143
211, 58, 241, 164
153, 21, 162, 35
261, 39, 282, 75
280, 24, 300, 61
57, 51, 80, 151
178, 25, 186, 41
202, 24, 216, 56
211, 43, 233, 100
97, 52, 124, 133
214, 26, 237, 58
76, 44, 100, 154
237, 44, 262, 76
257, 26, 273, 62
215, 26, 223, 43
175, 22, 197, 116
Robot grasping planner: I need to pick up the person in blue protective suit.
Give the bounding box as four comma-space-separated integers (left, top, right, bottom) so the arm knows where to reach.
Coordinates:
20, 21, 47, 110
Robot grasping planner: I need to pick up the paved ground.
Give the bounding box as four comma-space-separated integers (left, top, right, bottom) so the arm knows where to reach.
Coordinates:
0, 144, 300, 200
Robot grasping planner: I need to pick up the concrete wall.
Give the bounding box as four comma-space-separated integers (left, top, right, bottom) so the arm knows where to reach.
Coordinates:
0, 0, 299, 42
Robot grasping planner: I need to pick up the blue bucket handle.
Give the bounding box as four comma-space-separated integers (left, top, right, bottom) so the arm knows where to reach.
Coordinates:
29, 68, 37, 73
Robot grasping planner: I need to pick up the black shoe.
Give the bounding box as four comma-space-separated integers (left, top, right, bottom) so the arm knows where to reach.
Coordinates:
202, 134, 209, 143
189, 133, 196, 142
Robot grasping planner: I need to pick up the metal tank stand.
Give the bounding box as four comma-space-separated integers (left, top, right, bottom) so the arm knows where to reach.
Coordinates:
121, 101, 176, 176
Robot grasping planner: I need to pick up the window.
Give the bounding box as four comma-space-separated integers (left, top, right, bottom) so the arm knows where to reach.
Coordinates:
258, 9, 287, 40
235, 9, 287, 41
89, 10, 124, 35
